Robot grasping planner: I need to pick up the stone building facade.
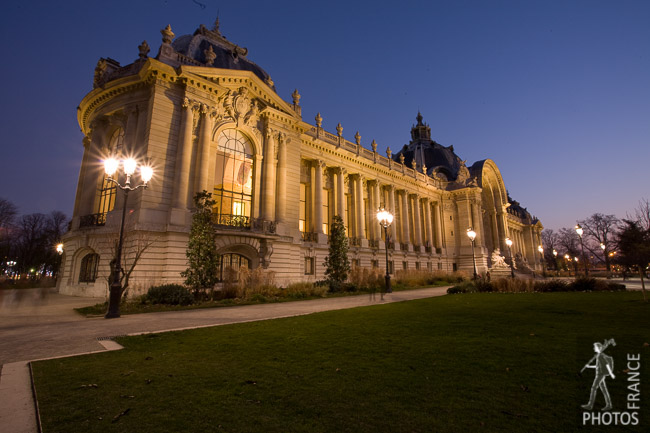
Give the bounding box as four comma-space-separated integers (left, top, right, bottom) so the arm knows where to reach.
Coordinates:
58, 21, 543, 297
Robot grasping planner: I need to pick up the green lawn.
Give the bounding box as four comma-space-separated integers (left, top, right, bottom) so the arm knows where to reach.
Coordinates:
33, 292, 649, 432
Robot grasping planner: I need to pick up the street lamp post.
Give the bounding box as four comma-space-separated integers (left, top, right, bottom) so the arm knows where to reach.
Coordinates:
377, 208, 394, 294
600, 243, 609, 278
467, 228, 477, 279
103, 156, 153, 319
553, 249, 558, 276
575, 224, 588, 277
537, 245, 546, 278
505, 237, 515, 279
564, 254, 571, 276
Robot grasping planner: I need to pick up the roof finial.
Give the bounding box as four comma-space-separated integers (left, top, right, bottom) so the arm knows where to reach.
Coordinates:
213, 11, 220, 33
161, 24, 175, 44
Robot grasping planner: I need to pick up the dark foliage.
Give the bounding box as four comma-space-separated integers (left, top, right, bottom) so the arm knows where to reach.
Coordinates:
144, 284, 194, 305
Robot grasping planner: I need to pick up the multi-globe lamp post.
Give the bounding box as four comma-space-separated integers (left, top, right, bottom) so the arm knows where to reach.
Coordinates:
537, 245, 546, 278
467, 228, 478, 279
575, 223, 588, 277
553, 249, 558, 276
103, 156, 153, 319
376, 208, 394, 294
505, 237, 515, 279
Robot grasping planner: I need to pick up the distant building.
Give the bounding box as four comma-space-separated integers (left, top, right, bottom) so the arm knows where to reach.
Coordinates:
58, 20, 543, 297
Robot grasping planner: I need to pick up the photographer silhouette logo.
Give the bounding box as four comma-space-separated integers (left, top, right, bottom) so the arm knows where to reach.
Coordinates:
580, 338, 641, 426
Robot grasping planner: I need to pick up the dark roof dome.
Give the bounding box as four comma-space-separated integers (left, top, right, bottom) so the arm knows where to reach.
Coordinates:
393, 112, 463, 181
162, 19, 275, 90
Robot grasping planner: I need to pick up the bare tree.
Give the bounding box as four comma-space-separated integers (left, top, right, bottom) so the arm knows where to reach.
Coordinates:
0, 198, 18, 275
557, 227, 580, 272
578, 213, 618, 273
541, 229, 560, 271
106, 232, 158, 300
628, 198, 650, 232
0, 197, 17, 229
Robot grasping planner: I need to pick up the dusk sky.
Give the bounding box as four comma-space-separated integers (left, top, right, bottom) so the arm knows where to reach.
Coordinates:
0, 0, 648, 232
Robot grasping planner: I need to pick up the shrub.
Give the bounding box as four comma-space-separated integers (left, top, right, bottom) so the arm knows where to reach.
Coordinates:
145, 284, 193, 305
394, 270, 468, 288
474, 279, 494, 292
348, 266, 384, 292
567, 277, 627, 292
283, 282, 329, 299
237, 267, 279, 299
447, 281, 476, 294
534, 280, 569, 292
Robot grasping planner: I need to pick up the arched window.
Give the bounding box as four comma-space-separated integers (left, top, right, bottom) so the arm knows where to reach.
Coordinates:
213, 129, 254, 228
79, 253, 99, 283
96, 129, 124, 220
216, 253, 250, 282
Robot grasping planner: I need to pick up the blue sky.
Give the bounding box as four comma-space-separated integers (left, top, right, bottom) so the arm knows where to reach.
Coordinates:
0, 0, 648, 231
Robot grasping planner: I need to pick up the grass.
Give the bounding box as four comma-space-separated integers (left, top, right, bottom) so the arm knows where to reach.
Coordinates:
33, 292, 649, 432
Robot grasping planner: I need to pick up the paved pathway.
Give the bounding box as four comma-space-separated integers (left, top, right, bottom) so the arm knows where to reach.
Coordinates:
0, 286, 449, 433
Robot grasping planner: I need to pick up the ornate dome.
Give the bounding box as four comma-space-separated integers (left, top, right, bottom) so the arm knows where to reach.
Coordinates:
159, 19, 275, 91
393, 112, 463, 181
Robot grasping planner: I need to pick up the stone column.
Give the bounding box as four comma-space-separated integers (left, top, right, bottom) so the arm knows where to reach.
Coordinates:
413, 194, 422, 247
313, 160, 324, 234
490, 211, 499, 251
471, 200, 483, 246
172, 98, 194, 209
373, 181, 381, 241
336, 168, 346, 227
400, 190, 411, 248
355, 175, 366, 240
497, 208, 508, 251
423, 198, 433, 249
433, 201, 443, 250
387, 185, 397, 242
261, 127, 276, 221
123, 106, 139, 156
195, 104, 213, 195
75, 136, 94, 217
252, 154, 263, 218
275, 133, 287, 223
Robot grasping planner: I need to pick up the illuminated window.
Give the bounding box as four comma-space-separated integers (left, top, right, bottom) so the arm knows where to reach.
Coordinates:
213, 129, 254, 227
299, 183, 307, 233
95, 129, 123, 217
322, 189, 329, 235
345, 194, 351, 236
79, 253, 99, 283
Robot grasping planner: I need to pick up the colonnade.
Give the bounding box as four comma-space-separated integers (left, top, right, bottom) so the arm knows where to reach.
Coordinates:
305, 160, 446, 252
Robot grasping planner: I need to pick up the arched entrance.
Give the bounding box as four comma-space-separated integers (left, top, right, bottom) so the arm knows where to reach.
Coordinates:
216, 253, 250, 282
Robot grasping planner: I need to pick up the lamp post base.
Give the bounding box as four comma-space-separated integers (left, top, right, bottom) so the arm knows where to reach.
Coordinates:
385, 275, 392, 293
105, 283, 122, 319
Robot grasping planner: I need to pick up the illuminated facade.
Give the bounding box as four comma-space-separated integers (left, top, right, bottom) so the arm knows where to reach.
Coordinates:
58, 21, 543, 297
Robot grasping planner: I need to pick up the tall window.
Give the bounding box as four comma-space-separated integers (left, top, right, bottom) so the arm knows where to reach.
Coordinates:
322, 189, 330, 235
79, 253, 99, 283
299, 183, 308, 233
213, 129, 254, 227
96, 129, 123, 217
